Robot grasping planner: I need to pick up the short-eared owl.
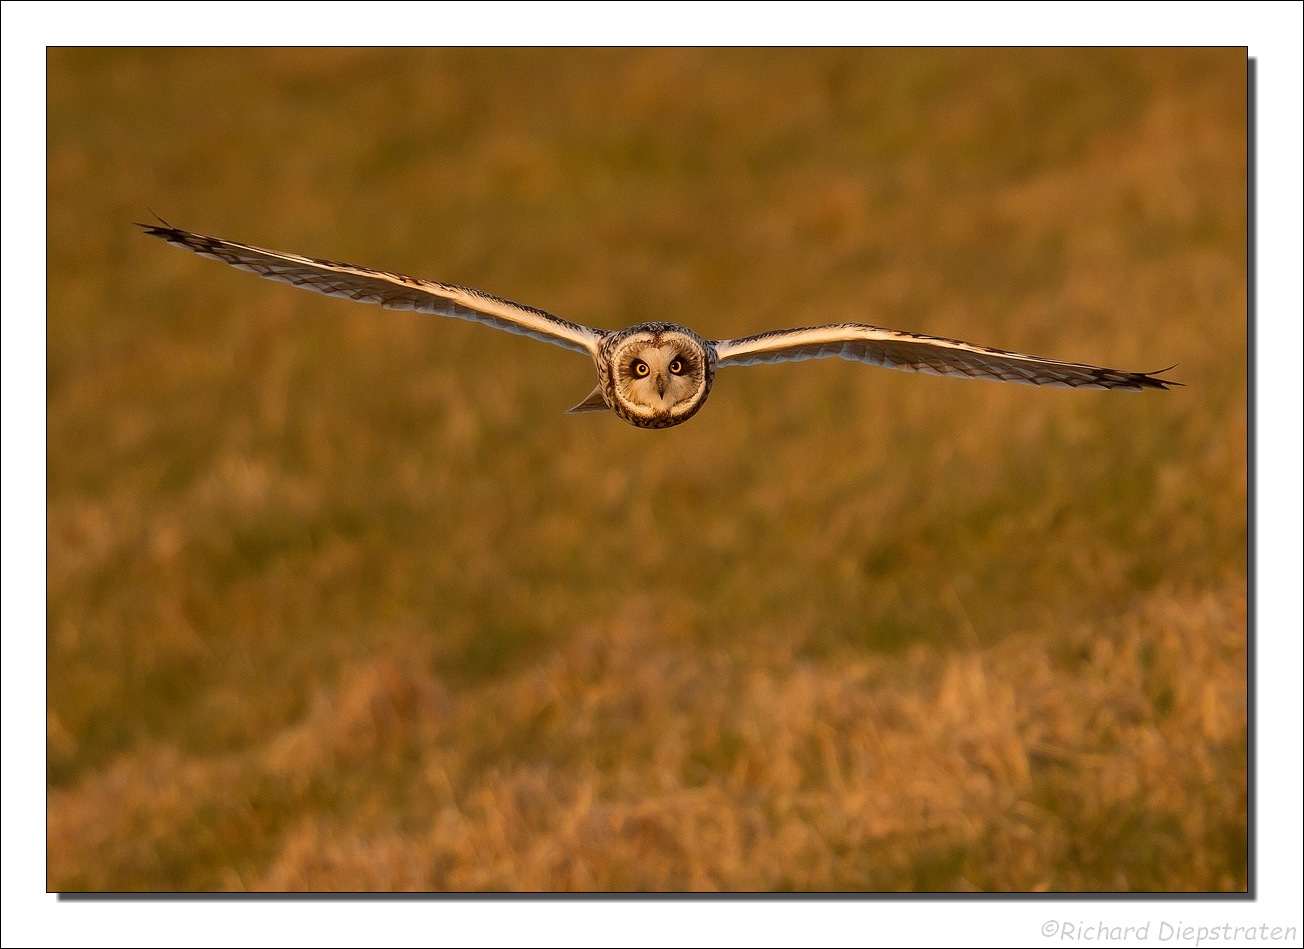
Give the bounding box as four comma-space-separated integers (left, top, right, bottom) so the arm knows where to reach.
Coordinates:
142, 222, 1176, 429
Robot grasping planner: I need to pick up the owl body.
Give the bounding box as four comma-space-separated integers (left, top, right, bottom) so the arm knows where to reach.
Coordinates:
142, 221, 1177, 432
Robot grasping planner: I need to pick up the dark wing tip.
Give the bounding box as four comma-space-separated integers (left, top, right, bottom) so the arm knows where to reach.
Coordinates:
136, 211, 181, 239
133, 209, 173, 232
1136, 365, 1183, 390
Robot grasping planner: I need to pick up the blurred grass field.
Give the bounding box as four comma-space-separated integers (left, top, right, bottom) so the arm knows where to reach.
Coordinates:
46, 48, 1247, 892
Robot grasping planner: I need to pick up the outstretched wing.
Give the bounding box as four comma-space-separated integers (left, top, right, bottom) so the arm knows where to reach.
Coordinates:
141, 221, 607, 357
711, 323, 1177, 391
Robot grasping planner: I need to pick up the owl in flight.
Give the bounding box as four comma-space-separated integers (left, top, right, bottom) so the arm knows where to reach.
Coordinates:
142, 222, 1176, 429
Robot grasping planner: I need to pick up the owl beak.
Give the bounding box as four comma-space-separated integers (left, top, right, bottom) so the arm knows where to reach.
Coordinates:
655, 372, 667, 398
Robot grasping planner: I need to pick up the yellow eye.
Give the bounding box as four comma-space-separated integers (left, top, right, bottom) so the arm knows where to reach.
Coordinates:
668, 358, 684, 375
632, 360, 649, 376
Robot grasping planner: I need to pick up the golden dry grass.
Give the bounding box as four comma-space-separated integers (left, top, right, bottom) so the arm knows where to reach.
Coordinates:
46, 48, 1247, 892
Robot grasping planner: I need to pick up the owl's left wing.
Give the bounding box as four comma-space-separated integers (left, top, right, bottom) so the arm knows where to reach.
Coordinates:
711, 323, 1177, 391
141, 222, 606, 357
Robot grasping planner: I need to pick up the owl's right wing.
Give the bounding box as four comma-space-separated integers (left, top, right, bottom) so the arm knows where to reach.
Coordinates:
711, 323, 1177, 391
141, 221, 607, 357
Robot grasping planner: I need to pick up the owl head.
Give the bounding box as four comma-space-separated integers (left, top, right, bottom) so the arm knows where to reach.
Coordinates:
603, 323, 716, 429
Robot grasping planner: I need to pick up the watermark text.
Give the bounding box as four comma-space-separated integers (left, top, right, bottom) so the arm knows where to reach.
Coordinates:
1041, 920, 1298, 945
